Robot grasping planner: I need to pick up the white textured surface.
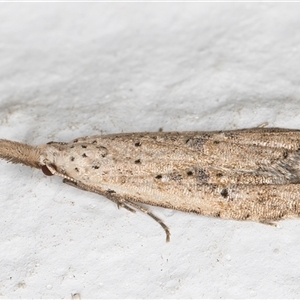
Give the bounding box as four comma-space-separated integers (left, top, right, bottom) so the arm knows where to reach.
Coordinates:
1, 3, 300, 299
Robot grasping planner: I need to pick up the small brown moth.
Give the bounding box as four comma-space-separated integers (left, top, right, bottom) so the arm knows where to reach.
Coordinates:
1, 127, 300, 242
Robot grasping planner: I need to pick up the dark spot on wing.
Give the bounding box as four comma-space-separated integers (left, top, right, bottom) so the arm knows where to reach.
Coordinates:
82, 153, 87, 158
70, 156, 75, 161
186, 168, 209, 184
135, 142, 141, 147
81, 145, 87, 148
155, 174, 162, 179
134, 159, 141, 164
96, 146, 108, 157
220, 188, 228, 198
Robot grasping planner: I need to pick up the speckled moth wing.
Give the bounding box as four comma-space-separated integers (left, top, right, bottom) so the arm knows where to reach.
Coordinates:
2, 127, 300, 241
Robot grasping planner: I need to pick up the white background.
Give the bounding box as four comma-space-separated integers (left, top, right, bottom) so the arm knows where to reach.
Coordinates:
1, 3, 300, 299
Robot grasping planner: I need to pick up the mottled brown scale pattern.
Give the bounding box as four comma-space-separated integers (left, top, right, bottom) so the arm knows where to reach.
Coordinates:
2, 127, 300, 242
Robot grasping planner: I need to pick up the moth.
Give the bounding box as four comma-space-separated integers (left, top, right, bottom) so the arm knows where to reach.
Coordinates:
1, 127, 300, 242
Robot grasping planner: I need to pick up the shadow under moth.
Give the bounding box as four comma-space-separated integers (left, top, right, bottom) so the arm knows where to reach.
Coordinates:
1, 127, 300, 242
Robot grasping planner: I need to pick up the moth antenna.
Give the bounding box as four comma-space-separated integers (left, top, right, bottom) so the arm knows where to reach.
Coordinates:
0, 139, 42, 169
126, 200, 171, 242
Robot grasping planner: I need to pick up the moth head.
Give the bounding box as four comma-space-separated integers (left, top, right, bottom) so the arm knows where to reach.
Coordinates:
38, 143, 74, 181
38, 141, 109, 183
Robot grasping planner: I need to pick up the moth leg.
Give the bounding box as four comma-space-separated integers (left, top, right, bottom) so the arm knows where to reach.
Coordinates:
62, 178, 170, 241
62, 179, 136, 213
259, 220, 277, 226
114, 198, 136, 213
126, 200, 171, 243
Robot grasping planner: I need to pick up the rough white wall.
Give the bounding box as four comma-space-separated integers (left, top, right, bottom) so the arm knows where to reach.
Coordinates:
1, 3, 300, 298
